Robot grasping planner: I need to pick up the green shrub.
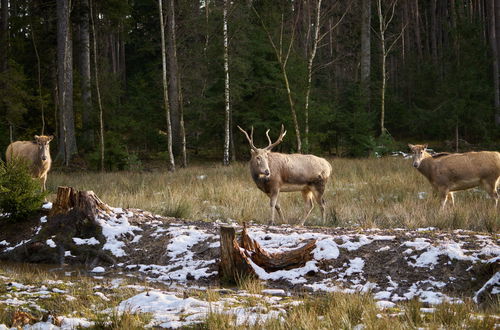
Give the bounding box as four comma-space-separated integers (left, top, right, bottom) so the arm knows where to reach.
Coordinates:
0, 160, 47, 221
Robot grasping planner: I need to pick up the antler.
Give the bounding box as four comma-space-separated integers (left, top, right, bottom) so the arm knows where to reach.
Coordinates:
265, 124, 287, 150
237, 126, 257, 151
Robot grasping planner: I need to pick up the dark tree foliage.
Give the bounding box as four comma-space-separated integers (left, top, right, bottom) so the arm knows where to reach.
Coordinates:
0, 0, 498, 169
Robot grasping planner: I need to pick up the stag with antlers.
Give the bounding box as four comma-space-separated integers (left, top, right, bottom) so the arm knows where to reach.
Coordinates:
238, 125, 332, 226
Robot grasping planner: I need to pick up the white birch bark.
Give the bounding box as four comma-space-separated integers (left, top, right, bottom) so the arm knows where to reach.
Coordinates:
159, 0, 175, 171
90, 0, 105, 171
223, 0, 231, 166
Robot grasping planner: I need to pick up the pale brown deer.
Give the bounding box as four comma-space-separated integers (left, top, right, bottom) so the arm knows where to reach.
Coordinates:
408, 144, 500, 209
238, 125, 332, 226
6, 135, 53, 192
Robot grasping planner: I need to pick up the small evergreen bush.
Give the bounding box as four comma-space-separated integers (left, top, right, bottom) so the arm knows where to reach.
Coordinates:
0, 160, 47, 221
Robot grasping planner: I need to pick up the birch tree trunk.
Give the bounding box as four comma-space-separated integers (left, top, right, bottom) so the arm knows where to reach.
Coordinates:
223, 0, 231, 166
159, 0, 175, 171
167, 0, 181, 154
90, 0, 105, 172
57, 0, 78, 165
80, 0, 93, 146
304, 0, 322, 152
360, 0, 371, 108
376, 0, 403, 136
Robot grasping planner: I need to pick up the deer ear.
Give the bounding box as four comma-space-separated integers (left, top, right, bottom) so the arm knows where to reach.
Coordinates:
423, 144, 428, 149
34, 135, 40, 140
408, 144, 414, 150
47, 135, 54, 142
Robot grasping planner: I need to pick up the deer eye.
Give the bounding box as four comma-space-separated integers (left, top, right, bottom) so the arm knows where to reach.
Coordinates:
256, 156, 261, 161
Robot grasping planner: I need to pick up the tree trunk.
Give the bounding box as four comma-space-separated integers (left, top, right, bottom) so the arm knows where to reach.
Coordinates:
377, 0, 387, 135
0, 0, 8, 72
495, 0, 500, 125
57, 0, 78, 165
90, 0, 105, 172
360, 0, 371, 108
223, 0, 231, 166
79, 0, 93, 146
159, 0, 175, 171
430, 0, 437, 66
304, 0, 322, 153
167, 0, 181, 154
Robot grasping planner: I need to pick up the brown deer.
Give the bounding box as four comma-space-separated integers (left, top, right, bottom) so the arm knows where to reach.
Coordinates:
238, 125, 332, 226
408, 144, 500, 209
6, 135, 53, 192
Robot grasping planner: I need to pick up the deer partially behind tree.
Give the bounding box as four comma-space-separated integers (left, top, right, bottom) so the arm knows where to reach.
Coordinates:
238, 125, 332, 226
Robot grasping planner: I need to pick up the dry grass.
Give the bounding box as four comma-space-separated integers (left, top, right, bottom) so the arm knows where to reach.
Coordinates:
48, 157, 498, 232
199, 293, 499, 329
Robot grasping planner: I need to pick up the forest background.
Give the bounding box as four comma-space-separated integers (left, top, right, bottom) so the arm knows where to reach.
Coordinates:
1, 0, 499, 171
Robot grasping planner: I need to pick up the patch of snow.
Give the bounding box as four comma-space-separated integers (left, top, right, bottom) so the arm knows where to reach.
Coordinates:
73, 237, 100, 245
46, 239, 56, 248
95, 292, 110, 301
96, 211, 142, 257
42, 202, 52, 210
473, 271, 500, 303
40, 216, 48, 223
91, 266, 105, 273
376, 300, 395, 309
345, 258, 365, 276
0, 240, 9, 246
376, 246, 390, 252
59, 317, 94, 329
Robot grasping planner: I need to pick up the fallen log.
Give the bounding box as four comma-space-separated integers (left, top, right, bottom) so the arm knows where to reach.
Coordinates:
219, 223, 316, 283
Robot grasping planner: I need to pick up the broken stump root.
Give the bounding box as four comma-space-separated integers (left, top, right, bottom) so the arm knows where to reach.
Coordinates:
219, 222, 316, 282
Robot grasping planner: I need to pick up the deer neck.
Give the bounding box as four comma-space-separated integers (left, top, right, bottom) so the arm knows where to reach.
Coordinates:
417, 152, 434, 178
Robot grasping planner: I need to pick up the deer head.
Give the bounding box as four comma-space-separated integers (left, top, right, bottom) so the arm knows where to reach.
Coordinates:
34, 135, 53, 162
238, 125, 287, 179
408, 143, 428, 168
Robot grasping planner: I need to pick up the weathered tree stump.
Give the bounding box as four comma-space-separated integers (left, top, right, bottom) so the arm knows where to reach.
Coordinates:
219, 223, 316, 282
219, 226, 256, 282
49, 186, 111, 221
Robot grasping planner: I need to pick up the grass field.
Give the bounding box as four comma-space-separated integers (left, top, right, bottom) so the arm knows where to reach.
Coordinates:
48, 156, 498, 232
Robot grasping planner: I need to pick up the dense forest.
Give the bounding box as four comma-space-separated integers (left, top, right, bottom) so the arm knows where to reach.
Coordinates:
1, 0, 499, 170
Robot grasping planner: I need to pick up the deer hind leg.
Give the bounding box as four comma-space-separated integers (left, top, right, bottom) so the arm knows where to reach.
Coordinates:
447, 192, 455, 206
482, 178, 499, 208
299, 189, 315, 226
312, 184, 326, 221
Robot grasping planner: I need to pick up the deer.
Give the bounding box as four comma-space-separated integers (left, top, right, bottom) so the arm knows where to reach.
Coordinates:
238, 125, 332, 226
6, 135, 54, 192
408, 144, 500, 209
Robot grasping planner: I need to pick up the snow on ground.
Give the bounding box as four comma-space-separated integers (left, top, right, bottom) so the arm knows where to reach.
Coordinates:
95, 209, 142, 257
0, 205, 498, 312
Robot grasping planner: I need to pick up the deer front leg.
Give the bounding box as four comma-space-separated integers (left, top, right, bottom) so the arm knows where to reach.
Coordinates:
268, 190, 280, 226
438, 188, 449, 210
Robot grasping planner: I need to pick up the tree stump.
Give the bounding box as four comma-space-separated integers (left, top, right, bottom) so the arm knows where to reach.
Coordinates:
219, 223, 316, 283
49, 186, 111, 221
219, 226, 256, 282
